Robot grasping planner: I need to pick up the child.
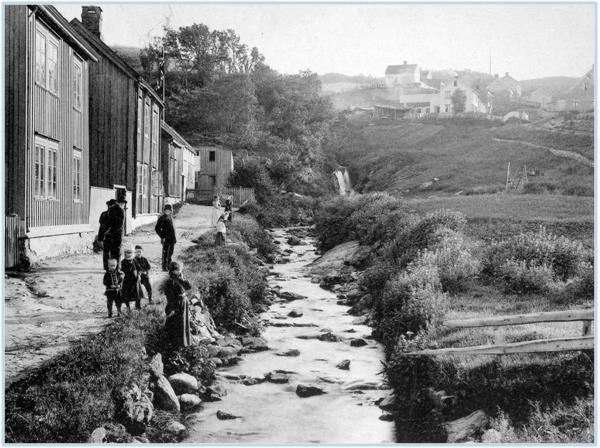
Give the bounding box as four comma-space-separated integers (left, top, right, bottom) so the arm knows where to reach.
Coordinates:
155, 204, 177, 272
164, 261, 192, 347
120, 246, 141, 313
224, 195, 233, 222
103, 258, 124, 317
135, 245, 153, 303
215, 214, 227, 246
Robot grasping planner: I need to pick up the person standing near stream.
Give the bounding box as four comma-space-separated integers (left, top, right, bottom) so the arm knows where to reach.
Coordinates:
155, 204, 177, 272
164, 261, 192, 347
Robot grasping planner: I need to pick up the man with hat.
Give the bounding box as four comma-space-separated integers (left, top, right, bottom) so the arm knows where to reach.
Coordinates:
103, 196, 127, 268
98, 199, 116, 269
155, 203, 177, 271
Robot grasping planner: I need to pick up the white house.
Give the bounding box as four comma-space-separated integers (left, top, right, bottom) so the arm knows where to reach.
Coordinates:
385, 62, 420, 87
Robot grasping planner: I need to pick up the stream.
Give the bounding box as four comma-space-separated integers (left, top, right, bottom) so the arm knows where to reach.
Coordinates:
185, 228, 394, 443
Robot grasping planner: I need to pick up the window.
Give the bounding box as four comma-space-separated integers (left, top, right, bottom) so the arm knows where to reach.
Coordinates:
34, 145, 45, 196
35, 23, 59, 94
209, 151, 216, 162
453, 80, 458, 87
572, 100, 580, 108
73, 150, 82, 201
144, 99, 151, 161
34, 137, 58, 199
73, 58, 83, 110
151, 105, 159, 167
137, 163, 149, 213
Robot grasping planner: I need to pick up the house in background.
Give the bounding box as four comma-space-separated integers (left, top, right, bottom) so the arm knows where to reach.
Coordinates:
5, 5, 96, 263
196, 146, 234, 191
385, 62, 420, 87
548, 68, 594, 112
487, 72, 522, 99
161, 122, 199, 204
70, 6, 164, 234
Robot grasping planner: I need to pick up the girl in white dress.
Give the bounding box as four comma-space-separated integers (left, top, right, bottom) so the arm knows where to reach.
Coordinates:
211, 195, 222, 227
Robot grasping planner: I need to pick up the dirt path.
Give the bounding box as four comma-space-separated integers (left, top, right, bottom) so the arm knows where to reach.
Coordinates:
493, 137, 594, 167
4, 204, 215, 386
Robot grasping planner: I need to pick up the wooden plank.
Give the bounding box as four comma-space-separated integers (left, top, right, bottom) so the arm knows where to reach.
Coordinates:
444, 309, 594, 329
405, 336, 594, 356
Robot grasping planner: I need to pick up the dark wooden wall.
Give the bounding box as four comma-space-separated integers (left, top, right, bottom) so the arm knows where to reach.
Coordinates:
5, 6, 91, 229
4, 6, 27, 218
197, 146, 233, 189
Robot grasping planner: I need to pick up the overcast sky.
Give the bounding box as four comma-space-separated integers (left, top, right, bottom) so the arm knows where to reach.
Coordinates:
55, 2, 595, 80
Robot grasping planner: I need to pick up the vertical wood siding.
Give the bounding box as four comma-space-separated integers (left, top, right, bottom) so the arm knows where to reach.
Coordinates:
197, 146, 233, 189
21, 11, 91, 229
4, 6, 28, 218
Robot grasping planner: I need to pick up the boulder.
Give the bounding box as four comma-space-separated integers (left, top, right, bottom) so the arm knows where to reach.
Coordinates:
168, 373, 199, 395
350, 338, 368, 347
115, 383, 153, 435
89, 427, 107, 443
133, 436, 149, 443
99, 423, 133, 443
379, 413, 394, 422
296, 384, 326, 398
265, 371, 289, 384
217, 410, 241, 420
481, 428, 503, 443
351, 316, 368, 325
444, 410, 489, 443
336, 360, 351, 370
240, 336, 269, 352
178, 394, 202, 411
287, 236, 302, 246
148, 353, 163, 379
154, 376, 180, 412
166, 421, 187, 437
277, 291, 307, 302
242, 377, 265, 386
318, 332, 341, 342
211, 357, 223, 367
216, 346, 241, 359
377, 393, 395, 411
276, 349, 301, 357
342, 380, 382, 391
287, 309, 303, 318
203, 382, 227, 401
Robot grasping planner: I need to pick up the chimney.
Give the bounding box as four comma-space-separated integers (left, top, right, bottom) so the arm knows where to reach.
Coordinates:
82, 6, 102, 40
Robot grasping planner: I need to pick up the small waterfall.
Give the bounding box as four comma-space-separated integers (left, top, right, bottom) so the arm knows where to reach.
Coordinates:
333, 167, 353, 196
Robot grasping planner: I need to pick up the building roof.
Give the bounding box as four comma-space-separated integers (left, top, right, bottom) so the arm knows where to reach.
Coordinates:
161, 122, 195, 153
385, 64, 419, 75
421, 79, 444, 90
33, 6, 97, 62
487, 73, 521, 93
70, 18, 163, 106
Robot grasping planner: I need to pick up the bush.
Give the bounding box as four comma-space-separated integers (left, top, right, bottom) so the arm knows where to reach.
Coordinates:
228, 214, 275, 260
482, 228, 587, 282
162, 344, 215, 385
499, 259, 556, 294
552, 262, 594, 305
523, 182, 558, 195
561, 183, 594, 197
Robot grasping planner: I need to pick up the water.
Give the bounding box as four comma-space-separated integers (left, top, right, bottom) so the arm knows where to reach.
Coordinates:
333, 167, 353, 196
185, 228, 394, 443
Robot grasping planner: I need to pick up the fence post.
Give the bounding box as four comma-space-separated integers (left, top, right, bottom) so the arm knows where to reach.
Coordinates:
582, 320, 592, 336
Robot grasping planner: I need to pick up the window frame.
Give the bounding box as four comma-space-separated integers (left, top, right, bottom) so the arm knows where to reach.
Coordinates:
33, 136, 59, 200
209, 150, 216, 162
73, 56, 83, 111
35, 22, 60, 96
151, 104, 159, 168
73, 149, 82, 202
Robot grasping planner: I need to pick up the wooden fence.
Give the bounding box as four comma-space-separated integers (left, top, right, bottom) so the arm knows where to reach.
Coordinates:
5, 215, 23, 269
407, 308, 594, 356
186, 187, 255, 208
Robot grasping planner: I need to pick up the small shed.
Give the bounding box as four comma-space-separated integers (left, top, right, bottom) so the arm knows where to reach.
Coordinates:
161, 122, 198, 203
196, 146, 234, 190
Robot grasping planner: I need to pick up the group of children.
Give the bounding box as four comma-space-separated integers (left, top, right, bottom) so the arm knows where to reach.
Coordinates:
103, 245, 153, 317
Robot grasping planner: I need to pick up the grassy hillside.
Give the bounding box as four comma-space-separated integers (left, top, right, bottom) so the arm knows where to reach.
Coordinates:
520, 76, 578, 96
328, 116, 593, 197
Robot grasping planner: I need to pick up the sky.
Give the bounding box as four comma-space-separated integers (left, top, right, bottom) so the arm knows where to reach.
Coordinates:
55, 2, 595, 80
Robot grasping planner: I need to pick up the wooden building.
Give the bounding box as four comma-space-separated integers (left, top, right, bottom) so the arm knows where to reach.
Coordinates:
196, 146, 234, 190
70, 7, 164, 233
5, 5, 97, 263
161, 122, 199, 204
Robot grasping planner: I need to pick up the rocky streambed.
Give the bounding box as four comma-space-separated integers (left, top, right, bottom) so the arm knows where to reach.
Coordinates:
183, 228, 394, 443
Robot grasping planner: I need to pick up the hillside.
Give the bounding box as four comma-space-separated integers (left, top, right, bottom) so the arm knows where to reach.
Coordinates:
327, 115, 593, 197
520, 76, 578, 95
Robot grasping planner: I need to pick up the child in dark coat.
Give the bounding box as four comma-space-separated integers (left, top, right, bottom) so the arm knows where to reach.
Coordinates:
120, 246, 141, 313
163, 261, 192, 347
103, 258, 124, 317
135, 245, 152, 303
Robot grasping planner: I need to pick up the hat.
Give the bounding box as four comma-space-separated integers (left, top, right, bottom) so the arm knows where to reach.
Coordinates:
168, 261, 181, 272
134, 245, 142, 250
164, 204, 173, 211
117, 196, 127, 204
106, 199, 116, 206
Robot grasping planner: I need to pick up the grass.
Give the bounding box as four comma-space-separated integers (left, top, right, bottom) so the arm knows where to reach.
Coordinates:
327, 116, 593, 198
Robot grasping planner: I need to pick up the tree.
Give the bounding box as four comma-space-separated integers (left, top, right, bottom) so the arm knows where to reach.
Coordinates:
451, 89, 467, 114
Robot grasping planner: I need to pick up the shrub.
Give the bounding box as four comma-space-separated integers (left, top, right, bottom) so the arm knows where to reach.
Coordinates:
314, 195, 363, 250
228, 214, 275, 260
561, 183, 594, 197
553, 262, 594, 305
162, 344, 215, 385
482, 228, 587, 282
499, 259, 556, 294
523, 182, 558, 195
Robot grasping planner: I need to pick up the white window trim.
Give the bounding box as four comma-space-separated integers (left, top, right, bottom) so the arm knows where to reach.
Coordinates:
34, 136, 59, 201
35, 22, 60, 96
73, 149, 82, 202
73, 56, 83, 111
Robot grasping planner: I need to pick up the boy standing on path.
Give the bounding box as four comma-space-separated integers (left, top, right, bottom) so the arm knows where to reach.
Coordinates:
135, 245, 153, 303
120, 247, 141, 312
155, 204, 177, 272
103, 258, 124, 317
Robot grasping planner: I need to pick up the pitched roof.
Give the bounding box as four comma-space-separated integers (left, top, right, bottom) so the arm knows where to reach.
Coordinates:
33, 6, 97, 62
161, 122, 194, 152
386, 64, 419, 75
69, 18, 163, 106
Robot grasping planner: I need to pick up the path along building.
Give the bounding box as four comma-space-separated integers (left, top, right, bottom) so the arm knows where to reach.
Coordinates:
5, 5, 97, 262
70, 7, 165, 234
